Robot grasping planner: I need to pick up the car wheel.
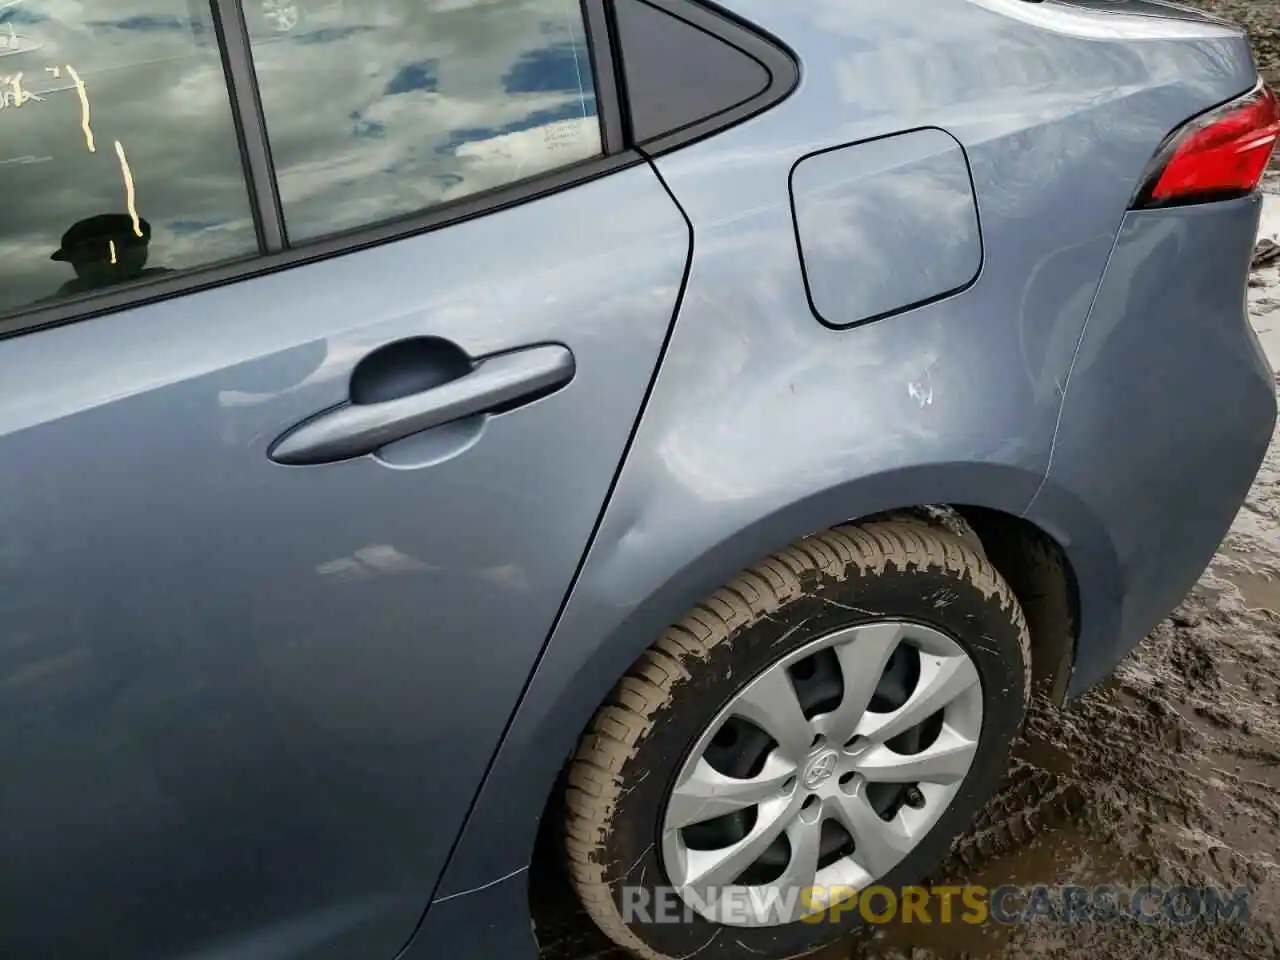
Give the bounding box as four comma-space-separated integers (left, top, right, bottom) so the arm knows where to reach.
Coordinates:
563, 520, 1031, 960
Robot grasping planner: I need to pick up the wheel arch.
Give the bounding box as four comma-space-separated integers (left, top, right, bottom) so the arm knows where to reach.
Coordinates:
433, 458, 1117, 910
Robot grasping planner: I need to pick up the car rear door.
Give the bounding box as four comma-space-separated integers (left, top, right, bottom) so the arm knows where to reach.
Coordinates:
0, 1, 689, 958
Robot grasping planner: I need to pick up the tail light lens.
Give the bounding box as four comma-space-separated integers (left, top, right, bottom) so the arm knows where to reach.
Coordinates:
1133, 81, 1280, 209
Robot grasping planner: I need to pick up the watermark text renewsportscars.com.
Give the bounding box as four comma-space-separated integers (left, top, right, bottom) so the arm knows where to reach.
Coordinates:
619, 884, 1252, 926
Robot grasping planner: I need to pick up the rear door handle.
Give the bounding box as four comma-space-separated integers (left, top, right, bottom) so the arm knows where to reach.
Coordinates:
269, 343, 574, 465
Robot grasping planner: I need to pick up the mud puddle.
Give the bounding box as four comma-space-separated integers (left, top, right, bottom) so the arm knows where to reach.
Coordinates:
1213, 549, 1280, 612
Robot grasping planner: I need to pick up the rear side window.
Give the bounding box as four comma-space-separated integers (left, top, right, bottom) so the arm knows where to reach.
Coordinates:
244, 0, 603, 242
0, 0, 257, 316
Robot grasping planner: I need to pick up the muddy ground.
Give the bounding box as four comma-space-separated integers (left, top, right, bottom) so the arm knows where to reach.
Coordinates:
535, 4, 1280, 958
1200, 0, 1280, 93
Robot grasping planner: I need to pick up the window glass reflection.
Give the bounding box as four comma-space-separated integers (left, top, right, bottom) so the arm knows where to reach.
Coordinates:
0, 0, 257, 316
245, 0, 602, 242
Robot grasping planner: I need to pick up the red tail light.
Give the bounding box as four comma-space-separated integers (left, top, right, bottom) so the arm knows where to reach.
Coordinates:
1133, 81, 1280, 209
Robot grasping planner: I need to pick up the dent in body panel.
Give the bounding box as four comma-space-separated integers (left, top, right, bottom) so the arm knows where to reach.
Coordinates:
428, 0, 1258, 906
790, 128, 982, 327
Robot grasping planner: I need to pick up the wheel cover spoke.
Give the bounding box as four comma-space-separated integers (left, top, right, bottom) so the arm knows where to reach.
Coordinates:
813, 623, 905, 742
772, 815, 824, 916
730, 667, 813, 762
671, 794, 796, 891
827, 790, 914, 878
852, 725, 978, 784
855, 653, 979, 745
665, 753, 797, 830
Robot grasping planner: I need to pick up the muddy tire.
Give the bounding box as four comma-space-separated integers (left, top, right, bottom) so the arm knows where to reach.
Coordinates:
562, 520, 1032, 960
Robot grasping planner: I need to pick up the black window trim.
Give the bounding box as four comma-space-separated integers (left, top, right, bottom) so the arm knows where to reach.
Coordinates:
582, 0, 626, 156
617, 0, 799, 157
211, 0, 286, 251
0, 0, 797, 341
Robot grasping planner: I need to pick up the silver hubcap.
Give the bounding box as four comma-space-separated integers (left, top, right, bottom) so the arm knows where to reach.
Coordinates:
659, 621, 983, 927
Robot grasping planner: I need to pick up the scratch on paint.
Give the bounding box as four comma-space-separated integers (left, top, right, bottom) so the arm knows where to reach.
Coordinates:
431, 864, 528, 904
908, 360, 937, 408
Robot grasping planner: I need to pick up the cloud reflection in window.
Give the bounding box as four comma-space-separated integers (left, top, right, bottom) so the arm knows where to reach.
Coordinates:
247, 0, 601, 241
0, 0, 601, 318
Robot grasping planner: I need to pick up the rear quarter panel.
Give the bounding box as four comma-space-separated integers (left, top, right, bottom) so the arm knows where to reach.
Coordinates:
1028, 195, 1275, 694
